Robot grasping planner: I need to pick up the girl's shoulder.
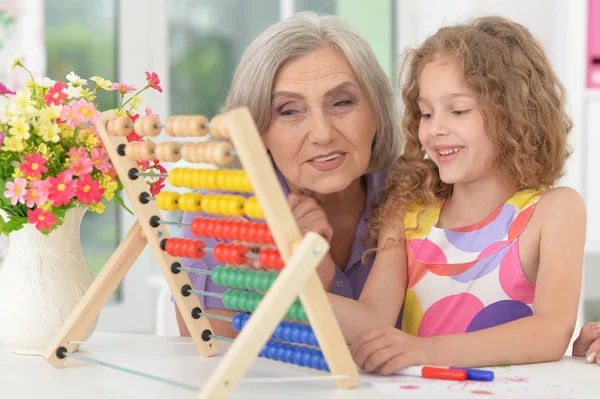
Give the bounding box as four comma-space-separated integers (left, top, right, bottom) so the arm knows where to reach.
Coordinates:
533, 186, 586, 220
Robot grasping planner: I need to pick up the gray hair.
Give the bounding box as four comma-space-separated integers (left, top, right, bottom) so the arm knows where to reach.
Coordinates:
222, 11, 403, 172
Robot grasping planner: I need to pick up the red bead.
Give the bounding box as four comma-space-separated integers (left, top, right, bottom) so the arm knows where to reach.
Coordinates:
170, 238, 184, 256
244, 224, 257, 243
213, 220, 225, 239
191, 239, 206, 259
229, 222, 241, 241
259, 249, 270, 267
190, 218, 205, 237
269, 251, 282, 270
185, 240, 197, 258
238, 223, 249, 242
213, 243, 226, 262
165, 238, 176, 255
205, 219, 216, 237
230, 245, 248, 265
263, 227, 274, 244
253, 224, 266, 244
221, 221, 232, 240
273, 251, 285, 269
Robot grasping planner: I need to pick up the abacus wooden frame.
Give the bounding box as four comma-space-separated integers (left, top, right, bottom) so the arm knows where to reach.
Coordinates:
44, 107, 360, 398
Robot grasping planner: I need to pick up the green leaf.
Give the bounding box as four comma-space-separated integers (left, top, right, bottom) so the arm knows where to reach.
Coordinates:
113, 195, 133, 215
0, 214, 27, 236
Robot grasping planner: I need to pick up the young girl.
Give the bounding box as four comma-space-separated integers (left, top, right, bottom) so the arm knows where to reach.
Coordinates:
329, 15, 586, 374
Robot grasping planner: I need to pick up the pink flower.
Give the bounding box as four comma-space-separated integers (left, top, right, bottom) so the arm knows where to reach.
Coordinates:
76, 174, 104, 205
69, 157, 94, 176
70, 99, 98, 124
60, 104, 81, 128
0, 131, 4, 146
46, 172, 77, 206
67, 147, 88, 163
0, 83, 15, 95
20, 153, 48, 179
3, 177, 28, 205
43, 82, 67, 106
24, 180, 47, 207
91, 148, 112, 173
27, 208, 57, 232
110, 82, 136, 94
144, 71, 162, 93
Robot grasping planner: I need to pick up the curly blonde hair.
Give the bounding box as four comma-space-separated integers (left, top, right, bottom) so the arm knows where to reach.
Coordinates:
371, 15, 573, 243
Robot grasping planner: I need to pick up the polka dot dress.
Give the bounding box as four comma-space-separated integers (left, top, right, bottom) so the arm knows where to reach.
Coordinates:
401, 189, 542, 337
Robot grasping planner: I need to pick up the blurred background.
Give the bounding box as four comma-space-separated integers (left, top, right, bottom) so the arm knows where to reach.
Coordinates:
0, 0, 597, 341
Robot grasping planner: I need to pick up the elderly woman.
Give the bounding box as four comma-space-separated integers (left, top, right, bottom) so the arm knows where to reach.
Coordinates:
175, 11, 402, 338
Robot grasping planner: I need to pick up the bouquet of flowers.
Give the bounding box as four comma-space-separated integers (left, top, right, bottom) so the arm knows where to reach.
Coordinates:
0, 58, 166, 234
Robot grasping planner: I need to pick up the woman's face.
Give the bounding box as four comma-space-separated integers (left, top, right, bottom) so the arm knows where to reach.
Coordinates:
263, 45, 377, 195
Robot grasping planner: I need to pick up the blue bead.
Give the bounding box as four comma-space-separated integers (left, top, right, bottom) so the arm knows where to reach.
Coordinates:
310, 353, 321, 369
272, 324, 284, 340
259, 345, 268, 357
293, 347, 304, 365
307, 330, 318, 346
283, 347, 294, 363
268, 343, 278, 360
319, 356, 329, 372
298, 328, 309, 345
282, 324, 293, 342
276, 344, 286, 361
290, 325, 301, 343
302, 350, 312, 367
232, 313, 244, 332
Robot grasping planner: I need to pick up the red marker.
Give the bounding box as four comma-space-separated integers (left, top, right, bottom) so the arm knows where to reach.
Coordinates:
395, 366, 468, 381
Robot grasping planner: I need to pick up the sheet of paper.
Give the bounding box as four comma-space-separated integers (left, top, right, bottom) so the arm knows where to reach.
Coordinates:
359, 366, 597, 398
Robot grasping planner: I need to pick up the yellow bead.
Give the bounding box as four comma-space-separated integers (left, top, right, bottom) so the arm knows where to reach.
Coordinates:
155, 191, 166, 210
228, 195, 246, 217
216, 170, 228, 191
161, 192, 180, 211
244, 197, 264, 219
187, 170, 200, 189
168, 168, 182, 187
180, 193, 202, 213
241, 174, 253, 193
205, 170, 218, 190
202, 195, 216, 215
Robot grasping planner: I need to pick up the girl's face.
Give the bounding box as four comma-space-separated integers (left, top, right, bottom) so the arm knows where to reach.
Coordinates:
263, 45, 377, 195
417, 58, 496, 185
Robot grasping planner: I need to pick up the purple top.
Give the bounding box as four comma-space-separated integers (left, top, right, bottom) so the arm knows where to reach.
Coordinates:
177, 165, 402, 328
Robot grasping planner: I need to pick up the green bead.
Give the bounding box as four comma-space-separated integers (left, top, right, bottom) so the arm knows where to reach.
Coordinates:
221, 290, 232, 308
243, 270, 256, 290
249, 273, 262, 292
251, 295, 261, 311
296, 304, 307, 322
259, 275, 271, 292
224, 269, 237, 288
211, 266, 223, 286
229, 290, 241, 310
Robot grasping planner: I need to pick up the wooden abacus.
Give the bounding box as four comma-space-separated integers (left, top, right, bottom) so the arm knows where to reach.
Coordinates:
43, 107, 359, 398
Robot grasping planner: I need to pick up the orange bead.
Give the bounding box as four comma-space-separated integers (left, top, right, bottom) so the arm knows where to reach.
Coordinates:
187, 115, 209, 137
165, 117, 176, 136
209, 115, 229, 139
114, 115, 133, 137
138, 141, 156, 161
106, 117, 118, 135
143, 115, 162, 137
212, 142, 234, 166
155, 142, 181, 162
180, 143, 198, 163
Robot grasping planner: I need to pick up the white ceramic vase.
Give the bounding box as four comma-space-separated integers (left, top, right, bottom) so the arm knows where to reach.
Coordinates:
0, 206, 95, 355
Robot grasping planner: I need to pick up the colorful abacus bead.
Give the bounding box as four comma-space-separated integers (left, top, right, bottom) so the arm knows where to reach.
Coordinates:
258, 249, 285, 270
213, 243, 248, 265
232, 313, 319, 347
178, 193, 203, 213
244, 197, 264, 219
164, 238, 206, 259
258, 341, 328, 371
155, 191, 180, 211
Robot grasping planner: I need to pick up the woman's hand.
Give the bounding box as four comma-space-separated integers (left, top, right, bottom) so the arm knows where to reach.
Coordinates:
573, 322, 600, 365
350, 327, 432, 375
287, 192, 336, 289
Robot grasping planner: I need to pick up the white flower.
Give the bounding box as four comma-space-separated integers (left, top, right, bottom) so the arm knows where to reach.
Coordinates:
35, 77, 56, 88
66, 85, 82, 99
66, 71, 87, 87
10, 56, 22, 70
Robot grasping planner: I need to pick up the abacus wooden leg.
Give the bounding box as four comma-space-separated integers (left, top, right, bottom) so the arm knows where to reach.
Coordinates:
198, 232, 330, 399
44, 222, 147, 367
298, 274, 359, 388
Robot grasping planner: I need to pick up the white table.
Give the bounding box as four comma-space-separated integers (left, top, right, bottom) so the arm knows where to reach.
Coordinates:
1, 333, 599, 398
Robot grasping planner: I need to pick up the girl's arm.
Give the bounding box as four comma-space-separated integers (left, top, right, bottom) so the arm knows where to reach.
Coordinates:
328, 218, 408, 343
352, 187, 586, 373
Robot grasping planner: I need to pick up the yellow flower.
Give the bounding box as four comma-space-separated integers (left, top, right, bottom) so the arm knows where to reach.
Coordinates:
38, 104, 63, 122
90, 202, 106, 214
37, 143, 50, 157
60, 126, 75, 139
12, 168, 25, 179
2, 136, 25, 152
85, 133, 99, 149
128, 96, 142, 111
40, 201, 53, 211
10, 56, 22, 70
38, 121, 61, 143
8, 117, 31, 140
90, 76, 112, 91
11, 90, 37, 118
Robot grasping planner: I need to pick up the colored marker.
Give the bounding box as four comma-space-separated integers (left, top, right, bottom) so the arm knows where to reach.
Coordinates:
449, 367, 495, 381
395, 366, 468, 381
